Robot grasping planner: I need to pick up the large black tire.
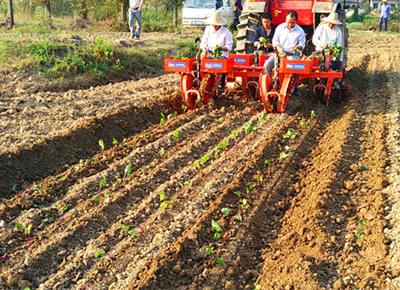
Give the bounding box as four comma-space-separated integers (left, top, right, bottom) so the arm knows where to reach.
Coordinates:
235, 12, 260, 54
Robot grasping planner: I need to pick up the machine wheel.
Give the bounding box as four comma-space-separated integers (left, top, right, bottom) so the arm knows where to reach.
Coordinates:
235, 13, 260, 54
180, 74, 196, 110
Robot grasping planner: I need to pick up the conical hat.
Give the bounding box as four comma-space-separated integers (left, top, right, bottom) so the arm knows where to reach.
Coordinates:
207, 11, 227, 26
322, 13, 342, 25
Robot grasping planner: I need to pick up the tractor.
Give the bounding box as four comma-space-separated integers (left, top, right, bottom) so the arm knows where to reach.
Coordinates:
164, 0, 350, 113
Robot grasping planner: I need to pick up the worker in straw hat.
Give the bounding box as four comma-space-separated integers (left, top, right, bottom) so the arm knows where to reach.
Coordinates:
312, 12, 343, 52
200, 10, 233, 58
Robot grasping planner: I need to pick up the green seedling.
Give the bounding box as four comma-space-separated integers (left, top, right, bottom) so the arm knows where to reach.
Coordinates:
193, 160, 201, 169
200, 154, 210, 166
206, 246, 216, 255
95, 249, 106, 258
124, 164, 133, 178
244, 123, 258, 134
359, 164, 368, 171
230, 129, 240, 138
112, 138, 119, 145
310, 110, 317, 119
284, 145, 295, 152
354, 229, 364, 239
178, 180, 190, 188
172, 129, 181, 142
217, 139, 229, 150
104, 191, 111, 198
234, 215, 243, 223
99, 178, 107, 190
159, 147, 165, 156
221, 207, 232, 217
254, 285, 262, 290
59, 204, 69, 214
279, 152, 288, 160
160, 112, 167, 126
259, 112, 268, 122
357, 217, 366, 226
24, 288, 31, 290
160, 200, 173, 208
246, 183, 256, 194
33, 184, 41, 193
92, 195, 101, 204
159, 191, 166, 201
98, 139, 105, 151
299, 118, 311, 128
211, 219, 223, 239
255, 175, 264, 183
233, 191, 241, 197
263, 159, 271, 166
283, 128, 297, 140
15, 223, 24, 232
240, 198, 248, 209
121, 223, 137, 236
24, 224, 33, 236
10, 183, 18, 193
215, 257, 225, 266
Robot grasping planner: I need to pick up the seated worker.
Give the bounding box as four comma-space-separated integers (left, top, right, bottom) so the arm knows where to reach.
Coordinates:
256, 13, 275, 53
200, 11, 233, 59
264, 11, 306, 76
312, 12, 343, 52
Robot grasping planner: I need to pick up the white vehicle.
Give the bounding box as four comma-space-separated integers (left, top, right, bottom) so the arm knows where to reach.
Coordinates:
182, 0, 235, 27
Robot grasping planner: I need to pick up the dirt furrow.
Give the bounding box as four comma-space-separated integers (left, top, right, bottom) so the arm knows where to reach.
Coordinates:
0, 108, 222, 258
0, 107, 251, 289
75, 113, 288, 290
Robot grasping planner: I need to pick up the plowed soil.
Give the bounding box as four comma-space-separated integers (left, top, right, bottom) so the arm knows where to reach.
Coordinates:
1, 30, 399, 290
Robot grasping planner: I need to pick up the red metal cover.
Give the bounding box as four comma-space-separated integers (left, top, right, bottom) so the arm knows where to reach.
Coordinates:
258, 54, 272, 66
201, 58, 233, 74
164, 58, 196, 73
270, 0, 314, 26
280, 58, 312, 75
229, 54, 254, 66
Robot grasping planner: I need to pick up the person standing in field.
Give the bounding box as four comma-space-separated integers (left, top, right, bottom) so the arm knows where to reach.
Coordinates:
378, 0, 390, 32
129, 0, 144, 39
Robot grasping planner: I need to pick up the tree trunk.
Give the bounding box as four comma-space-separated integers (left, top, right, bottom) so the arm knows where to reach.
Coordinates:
45, 0, 51, 17
80, 0, 88, 20
120, 0, 128, 21
7, 0, 14, 29
174, 6, 179, 27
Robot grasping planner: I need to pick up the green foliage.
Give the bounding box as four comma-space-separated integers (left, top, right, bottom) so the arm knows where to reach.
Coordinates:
211, 219, 222, 239
244, 123, 258, 134
172, 129, 181, 142
206, 246, 216, 255
215, 257, 225, 266
95, 248, 106, 258
354, 229, 364, 239
175, 39, 198, 59
283, 128, 297, 140
217, 139, 229, 150
112, 138, 119, 145
98, 139, 105, 151
221, 207, 231, 217
99, 177, 107, 189
121, 223, 137, 236
124, 164, 133, 178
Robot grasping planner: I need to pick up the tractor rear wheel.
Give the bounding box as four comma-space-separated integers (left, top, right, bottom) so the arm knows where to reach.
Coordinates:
235, 12, 260, 54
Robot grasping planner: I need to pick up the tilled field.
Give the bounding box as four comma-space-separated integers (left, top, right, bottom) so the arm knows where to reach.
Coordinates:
1, 31, 400, 289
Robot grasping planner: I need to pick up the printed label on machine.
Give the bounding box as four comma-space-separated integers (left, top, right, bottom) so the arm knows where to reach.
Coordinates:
234, 57, 246, 64
168, 62, 187, 69
286, 63, 306, 70
205, 62, 224, 69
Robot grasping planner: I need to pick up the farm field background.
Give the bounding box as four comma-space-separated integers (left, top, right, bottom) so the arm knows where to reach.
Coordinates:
1, 29, 400, 289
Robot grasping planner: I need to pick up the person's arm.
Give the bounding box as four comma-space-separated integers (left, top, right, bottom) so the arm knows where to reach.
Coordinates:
296, 27, 306, 50
200, 27, 210, 56
139, 0, 144, 10
224, 30, 233, 52
312, 25, 324, 49
337, 27, 344, 48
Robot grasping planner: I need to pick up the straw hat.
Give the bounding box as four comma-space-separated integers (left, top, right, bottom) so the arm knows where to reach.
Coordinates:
322, 13, 342, 25
208, 11, 227, 26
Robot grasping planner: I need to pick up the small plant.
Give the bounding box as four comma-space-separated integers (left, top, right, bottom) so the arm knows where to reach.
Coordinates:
221, 207, 232, 217
124, 164, 133, 178
58, 203, 69, 214
178, 180, 189, 187
121, 223, 137, 236
239, 198, 248, 209
15, 223, 24, 232
354, 229, 364, 239
206, 246, 216, 255
112, 138, 119, 145
263, 159, 271, 166
172, 129, 181, 142
159, 192, 172, 207
211, 219, 223, 240
259, 112, 268, 122
233, 191, 241, 197
234, 215, 242, 223
95, 249, 106, 258
359, 164, 368, 171
357, 217, 366, 225
246, 183, 256, 194
160, 112, 167, 126
24, 224, 33, 236
299, 118, 311, 128
215, 257, 225, 266
255, 175, 264, 183
279, 152, 288, 161
254, 285, 262, 290
159, 147, 165, 156
244, 123, 258, 134
217, 139, 229, 151
200, 154, 210, 166
98, 139, 105, 151
230, 129, 240, 138
104, 191, 111, 198
284, 145, 295, 152
33, 184, 41, 193
283, 128, 297, 140
310, 110, 317, 119
99, 178, 107, 189
159, 191, 166, 201
92, 195, 101, 204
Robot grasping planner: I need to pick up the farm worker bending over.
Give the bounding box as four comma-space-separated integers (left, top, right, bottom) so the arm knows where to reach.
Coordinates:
312, 13, 343, 52
264, 10, 306, 76
379, 0, 390, 32
129, 0, 144, 40
256, 13, 275, 53
200, 11, 233, 59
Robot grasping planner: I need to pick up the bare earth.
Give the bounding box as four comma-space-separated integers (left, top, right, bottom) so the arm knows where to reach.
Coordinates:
0, 30, 399, 290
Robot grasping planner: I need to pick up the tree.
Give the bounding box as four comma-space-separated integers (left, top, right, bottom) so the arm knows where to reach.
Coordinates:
7, 0, 14, 28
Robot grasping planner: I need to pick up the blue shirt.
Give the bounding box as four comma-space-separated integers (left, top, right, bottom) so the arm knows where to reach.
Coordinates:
380, 3, 390, 18
272, 23, 306, 53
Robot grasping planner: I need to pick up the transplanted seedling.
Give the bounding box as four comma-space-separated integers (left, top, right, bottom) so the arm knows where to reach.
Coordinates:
24, 224, 33, 236
159, 147, 165, 156
217, 139, 229, 151
95, 249, 106, 258
121, 223, 137, 236
234, 215, 243, 223
359, 164, 368, 171
33, 184, 41, 193
124, 163, 133, 178
279, 152, 288, 161
254, 285, 262, 290
200, 154, 210, 166
211, 219, 223, 240
239, 198, 248, 209
284, 145, 295, 153
98, 139, 105, 151
112, 137, 119, 145
215, 257, 225, 266
221, 207, 232, 217
104, 191, 111, 198
58, 203, 69, 214
244, 123, 258, 134
357, 217, 366, 225
160, 112, 167, 126
92, 195, 101, 204
159, 192, 173, 208
233, 191, 241, 197
172, 129, 181, 142
299, 118, 311, 128
354, 229, 364, 239
263, 159, 271, 166
229, 129, 240, 138
283, 128, 297, 140
310, 110, 317, 118
206, 246, 216, 255
99, 178, 107, 190
259, 112, 268, 122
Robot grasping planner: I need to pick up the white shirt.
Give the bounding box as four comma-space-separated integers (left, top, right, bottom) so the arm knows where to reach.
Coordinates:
312, 23, 343, 51
129, 0, 141, 9
272, 23, 306, 53
200, 26, 233, 57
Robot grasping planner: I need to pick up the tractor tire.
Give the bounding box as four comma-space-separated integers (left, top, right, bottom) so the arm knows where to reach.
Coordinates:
235, 12, 260, 54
